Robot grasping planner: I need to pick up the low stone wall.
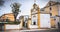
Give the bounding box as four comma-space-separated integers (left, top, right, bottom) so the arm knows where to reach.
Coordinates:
5, 23, 22, 30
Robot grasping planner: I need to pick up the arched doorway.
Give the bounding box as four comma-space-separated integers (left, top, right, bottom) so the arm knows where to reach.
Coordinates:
23, 19, 28, 29
23, 21, 28, 28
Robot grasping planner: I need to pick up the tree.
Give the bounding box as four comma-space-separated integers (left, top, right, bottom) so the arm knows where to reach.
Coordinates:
11, 3, 21, 22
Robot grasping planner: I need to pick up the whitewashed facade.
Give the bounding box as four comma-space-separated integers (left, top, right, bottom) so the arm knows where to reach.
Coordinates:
40, 14, 51, 28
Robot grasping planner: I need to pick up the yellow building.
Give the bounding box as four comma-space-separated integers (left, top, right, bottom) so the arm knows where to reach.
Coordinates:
29, 1, 51, 29
41, 1, 60, 16
0, 13, 14, 21
30, 3, 40, 29
29, 1, 60, 29
4, 13, 22, 30
40, 1, 60, 28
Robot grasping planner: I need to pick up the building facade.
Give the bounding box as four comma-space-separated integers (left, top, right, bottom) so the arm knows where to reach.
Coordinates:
42, 1, 60, 16
29, 2, 51, 29
29, 1, 60, 29
30, 3, 40, 29
40, 1, 60, 28
0, 13, 14, 22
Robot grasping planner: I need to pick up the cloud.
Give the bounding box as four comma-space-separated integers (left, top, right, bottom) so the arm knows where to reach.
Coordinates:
0, 0, 5, 6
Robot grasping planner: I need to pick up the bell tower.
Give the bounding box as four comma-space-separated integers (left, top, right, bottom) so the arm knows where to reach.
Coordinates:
31, 0, 40, 28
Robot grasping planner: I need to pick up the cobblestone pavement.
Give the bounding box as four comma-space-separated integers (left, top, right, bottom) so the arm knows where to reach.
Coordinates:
1, 28, 60, 32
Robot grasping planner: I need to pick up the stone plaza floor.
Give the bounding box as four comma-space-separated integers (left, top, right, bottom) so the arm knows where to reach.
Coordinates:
1, 28, 60, 32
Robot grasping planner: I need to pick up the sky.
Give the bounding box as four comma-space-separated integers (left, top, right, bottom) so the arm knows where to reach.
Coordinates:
0, 0, 60, 19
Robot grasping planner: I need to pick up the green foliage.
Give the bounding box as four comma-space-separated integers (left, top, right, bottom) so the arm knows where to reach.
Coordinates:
14, 21, 20, 24
11, 3, 21, 21
4, 21, 20, 24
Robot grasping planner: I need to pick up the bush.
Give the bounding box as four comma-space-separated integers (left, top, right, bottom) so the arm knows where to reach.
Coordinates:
5, 21, 20, 24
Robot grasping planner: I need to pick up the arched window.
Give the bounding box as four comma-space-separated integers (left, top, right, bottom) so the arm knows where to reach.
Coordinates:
50, 7, 52, 10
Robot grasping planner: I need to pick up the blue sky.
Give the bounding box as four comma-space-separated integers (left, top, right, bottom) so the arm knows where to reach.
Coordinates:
0, 0, 59, 19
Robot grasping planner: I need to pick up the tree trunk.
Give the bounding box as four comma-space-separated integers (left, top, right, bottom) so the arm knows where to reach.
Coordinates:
14, 14, 16, 22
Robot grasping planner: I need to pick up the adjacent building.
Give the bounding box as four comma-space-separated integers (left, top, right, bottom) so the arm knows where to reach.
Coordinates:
0, 13, 14, 22
29, 1, 51, 29
40, 1, 60, 28
41, 1, 60, 16
29, 1, 60, 29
